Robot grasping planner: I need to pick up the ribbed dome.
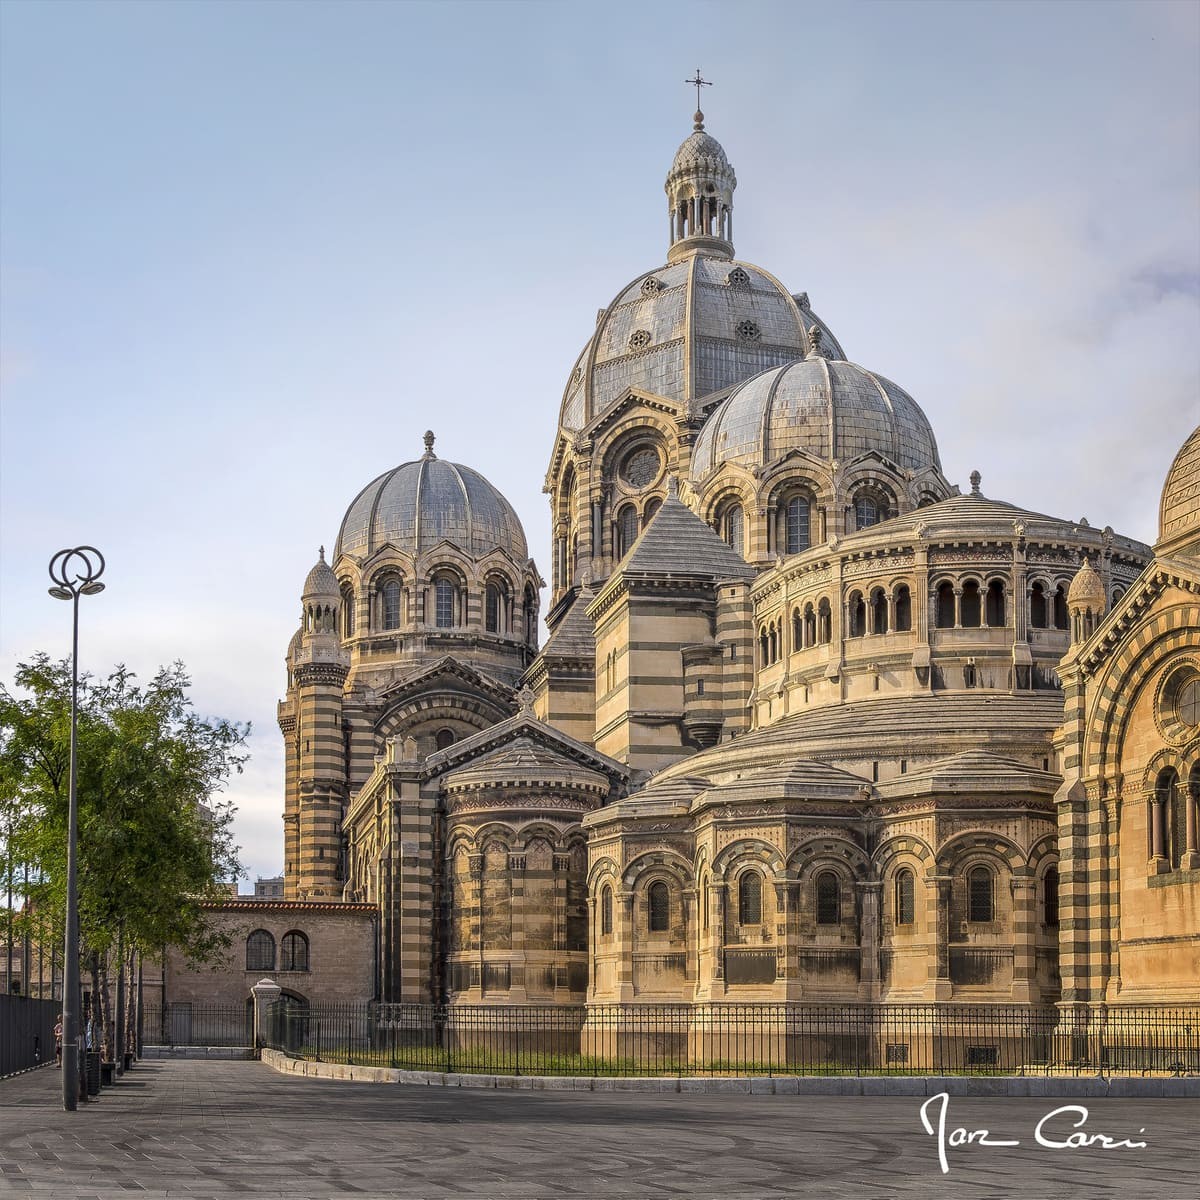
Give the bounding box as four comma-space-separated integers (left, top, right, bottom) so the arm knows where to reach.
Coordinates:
335, 435, 528, 562
557, 259, 844, 435
690, 355, 941, 478
668, 129, 731, 177
302, 549, 340, 599
1157, 424, 1200, 557
1067, 556, 1106, 608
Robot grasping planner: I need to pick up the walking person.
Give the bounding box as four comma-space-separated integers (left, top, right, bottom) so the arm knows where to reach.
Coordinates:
53, 1015, 63, 1068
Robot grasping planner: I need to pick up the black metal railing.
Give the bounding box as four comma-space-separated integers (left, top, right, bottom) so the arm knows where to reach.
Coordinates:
1, 994, 58, 1079
258, 1002, 1200, 1078
143, 1003, 252, 1047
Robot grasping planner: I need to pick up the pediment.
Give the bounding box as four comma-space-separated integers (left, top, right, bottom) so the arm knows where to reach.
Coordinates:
584, 388, 685, 439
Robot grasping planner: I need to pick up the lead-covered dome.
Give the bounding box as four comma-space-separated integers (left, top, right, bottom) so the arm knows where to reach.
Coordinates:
335, 432, 529, 562
1157, 424, 1200, 558
690, 354, 941, 478
558, 259, 845, 435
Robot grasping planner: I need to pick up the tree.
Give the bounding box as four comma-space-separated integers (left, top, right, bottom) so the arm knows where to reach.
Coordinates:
0, 656, 248, 1034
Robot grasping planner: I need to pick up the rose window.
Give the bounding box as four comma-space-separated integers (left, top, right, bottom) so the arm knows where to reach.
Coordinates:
628, 329, 652, 351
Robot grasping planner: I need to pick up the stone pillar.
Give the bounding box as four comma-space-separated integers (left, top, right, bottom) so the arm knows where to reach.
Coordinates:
856, 881, 882, 1001
713, 884, 728, 998
952, 587, 963, 629
1183, 783, 1200, 870
1010, 875, 1037, 1002
616, 892, 635, 1003
1149, 790, 1167, 866
929, 874, 953, 1000
251, 978, 281, 1053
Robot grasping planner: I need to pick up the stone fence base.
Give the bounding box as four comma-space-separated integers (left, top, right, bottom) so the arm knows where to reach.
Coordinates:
258, 1048, 1198, 1096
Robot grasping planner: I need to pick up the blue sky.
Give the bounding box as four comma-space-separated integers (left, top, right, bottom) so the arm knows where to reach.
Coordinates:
2, 0, 1197, 884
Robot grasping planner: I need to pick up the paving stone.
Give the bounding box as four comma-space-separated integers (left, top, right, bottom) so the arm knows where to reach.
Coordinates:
0, 1060, 1196, 1198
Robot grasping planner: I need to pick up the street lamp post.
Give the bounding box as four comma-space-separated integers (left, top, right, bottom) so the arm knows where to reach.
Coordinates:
48, 546, 105, 1112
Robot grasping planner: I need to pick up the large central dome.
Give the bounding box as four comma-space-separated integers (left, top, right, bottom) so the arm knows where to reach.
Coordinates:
558, 258, 845, 435
335, 433, 528, 562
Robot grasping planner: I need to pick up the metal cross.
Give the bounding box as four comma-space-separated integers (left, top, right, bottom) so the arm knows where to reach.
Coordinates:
686, 69, 711, 111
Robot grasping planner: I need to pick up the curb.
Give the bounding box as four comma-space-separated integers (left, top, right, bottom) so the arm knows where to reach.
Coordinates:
257, 1051, 1200, 1097
143, 1046, 256, 1060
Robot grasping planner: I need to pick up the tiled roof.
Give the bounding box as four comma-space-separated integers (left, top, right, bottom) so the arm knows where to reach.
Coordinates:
542, 586, 596, 659
619, 492, 756, 580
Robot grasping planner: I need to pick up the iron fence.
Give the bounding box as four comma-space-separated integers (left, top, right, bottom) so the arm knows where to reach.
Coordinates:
259, 1002, 1200, 1077
143, 1003, 252, 1047
0, 993, 58, 1079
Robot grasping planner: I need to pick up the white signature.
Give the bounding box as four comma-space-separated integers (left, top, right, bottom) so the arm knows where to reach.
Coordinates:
919, 1091, 1148, 1175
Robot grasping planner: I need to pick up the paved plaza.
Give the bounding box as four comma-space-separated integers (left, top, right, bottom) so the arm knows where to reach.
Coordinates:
0, 1060, 1196, 1199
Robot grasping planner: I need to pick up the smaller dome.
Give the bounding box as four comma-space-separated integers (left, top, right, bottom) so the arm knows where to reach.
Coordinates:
302, 548, 340, 600
668, 128, 731, 179
691, 356, 942, 478
1157, 425, 1200, 557
1067, 556, 1105, 608
335, 433, 529, 563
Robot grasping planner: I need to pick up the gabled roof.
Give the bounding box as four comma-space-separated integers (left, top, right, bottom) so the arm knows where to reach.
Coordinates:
610, 489, 757, 582
373, 657, 515, 730
422, 708, 629, 794
443, 736, 608, 794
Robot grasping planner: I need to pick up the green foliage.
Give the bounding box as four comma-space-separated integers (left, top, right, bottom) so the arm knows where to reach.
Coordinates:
0, 654, 248, 964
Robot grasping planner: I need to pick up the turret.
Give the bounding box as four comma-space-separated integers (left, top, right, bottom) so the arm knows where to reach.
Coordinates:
1067, 555, 1106, 646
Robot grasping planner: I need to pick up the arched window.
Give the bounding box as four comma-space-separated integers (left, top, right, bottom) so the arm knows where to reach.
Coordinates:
435, 576, 456, 628
804, 603, 817, 647
783, 495, 811, 555
485, 581, 504, 633
894, 585, 912, 632
643, 496, 663, 525
341, 584, 355, 638
817, 598, 832, 644
791, 608, 802, 650
815, 872, 840, 924
960, 580, 981, 628
435, 728, 456, 751
870, 587, 888, 635
769, 623, 779, 663
381, 578, 402, 631
601, 886, 613, 936
936, 581, 955, 628
616, 505, 639, 558
895, 869, 915, 926
1053, 584, 1069, 630
648, 881, 670, 932
1030, 582, 1047, 629
848, 591, 865, 638
738, 872, 762, 925
718, 502, 745, 556
1043, 867, 1059, 927
854, 489, 888, 531
967, 866, 994, 922
280, 931, 309, 972
759, 628, 770, 665
246, 930, 275, 972
986, 580, 1005, 627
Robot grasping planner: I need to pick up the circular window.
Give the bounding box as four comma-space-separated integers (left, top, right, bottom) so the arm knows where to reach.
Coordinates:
628, 329, 652, 351
727, 267, 750, 288
1155, 664, 1200, 744
641, 277, 661, 296
620, 446, 661, 489
736, 319, 761, 342
1179, 679, 1200, 726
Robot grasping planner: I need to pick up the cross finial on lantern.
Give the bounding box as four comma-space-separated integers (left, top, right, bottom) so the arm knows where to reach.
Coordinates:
685, 69, 711, 129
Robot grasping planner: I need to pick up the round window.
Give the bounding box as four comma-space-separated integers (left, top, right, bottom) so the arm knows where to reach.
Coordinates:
628, 329, 652, 351
620, 447, 661, 489
736, 319, 761, 342
1178, 678, 1200, 726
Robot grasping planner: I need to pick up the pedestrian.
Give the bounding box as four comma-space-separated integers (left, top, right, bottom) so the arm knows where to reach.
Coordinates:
54, 1015, 63, 1068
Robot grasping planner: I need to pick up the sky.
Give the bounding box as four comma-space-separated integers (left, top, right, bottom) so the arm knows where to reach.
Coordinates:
2, 0, 1197, 887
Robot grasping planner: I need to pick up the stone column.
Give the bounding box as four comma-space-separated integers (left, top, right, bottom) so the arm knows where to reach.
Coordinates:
928, 874, 953, 1000
712, 884, 728, 998
1010, 874, 1037, 1002
856, 881, 882, 1001
1183, 783, 1200, 870
616, 892, 635, 1003
1149, 789, 1167, 866
250, 978, 281, 1054
952, 587, 963, 629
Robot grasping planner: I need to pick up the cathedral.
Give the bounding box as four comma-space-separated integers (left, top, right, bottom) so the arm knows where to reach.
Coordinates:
266, 106, 1198, 1016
